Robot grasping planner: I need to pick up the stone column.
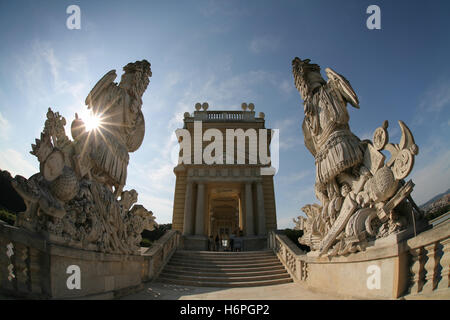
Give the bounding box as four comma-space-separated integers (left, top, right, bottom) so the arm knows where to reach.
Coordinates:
256, 181, 266, 235
195, 183, 205, 236
183, 181, 194, 235
245, 182, 254, 236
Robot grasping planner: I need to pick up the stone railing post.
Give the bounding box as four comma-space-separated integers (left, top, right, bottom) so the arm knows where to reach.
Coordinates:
422, 242, 438, 292
270, 233, 307, 283
409, 246, 425, 294
142, 230, 181, 281
295, 258, 302, 281
437, 238, 450, 290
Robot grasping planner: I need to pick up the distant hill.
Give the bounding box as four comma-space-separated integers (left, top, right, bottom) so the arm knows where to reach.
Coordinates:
420, 188, 450, 209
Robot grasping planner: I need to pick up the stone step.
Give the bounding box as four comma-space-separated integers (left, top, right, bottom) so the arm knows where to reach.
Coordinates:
174, 250, 274, 257
168, 257, 280, 266
167, 259, 283, 269
171, 253, 276, 262
159, 271, 291, 283
163, 266, 288, 277
163, 264, 286, 273
157, 276, 293, 288
158, 250, 293, 288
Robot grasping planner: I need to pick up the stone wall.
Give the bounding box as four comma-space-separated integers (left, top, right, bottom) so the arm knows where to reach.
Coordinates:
0, 220, 180, 299
269, 220, 450, 299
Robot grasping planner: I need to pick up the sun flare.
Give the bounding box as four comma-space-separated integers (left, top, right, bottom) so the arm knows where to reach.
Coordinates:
83, 112, 102, 131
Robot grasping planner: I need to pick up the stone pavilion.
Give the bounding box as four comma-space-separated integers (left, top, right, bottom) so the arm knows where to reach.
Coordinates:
171, 102, 277, 250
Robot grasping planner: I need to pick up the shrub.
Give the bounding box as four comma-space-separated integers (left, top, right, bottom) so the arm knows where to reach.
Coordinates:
0, 209, 16, 226
140, 238, 152, 247
426, 205, 450, 221
282, 228, 310, 252
141, 223, 172, 242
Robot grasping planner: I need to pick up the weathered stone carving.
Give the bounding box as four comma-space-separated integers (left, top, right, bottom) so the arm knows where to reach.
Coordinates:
10, 60, 157, 255
292, 57, 426, 256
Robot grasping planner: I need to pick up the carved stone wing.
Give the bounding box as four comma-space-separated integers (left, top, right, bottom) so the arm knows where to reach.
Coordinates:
302, 118, 317, 156
325, 67, 360, 109
85, 70, 117, 112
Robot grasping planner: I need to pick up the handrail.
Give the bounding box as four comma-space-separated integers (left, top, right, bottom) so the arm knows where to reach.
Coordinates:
429, 211, 450, 226
141, 229, 181, 281
268, 231, 307, 282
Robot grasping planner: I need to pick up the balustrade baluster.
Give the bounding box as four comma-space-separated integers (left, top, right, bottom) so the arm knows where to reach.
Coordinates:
409, 246, 425, 294
423, 242, 438, 292
437, 238, 450, 290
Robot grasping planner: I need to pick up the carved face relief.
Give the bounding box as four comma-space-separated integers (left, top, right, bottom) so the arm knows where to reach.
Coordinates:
42, 150, 65, 182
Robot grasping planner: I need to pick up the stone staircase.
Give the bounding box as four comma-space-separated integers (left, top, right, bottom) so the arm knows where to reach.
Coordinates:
157, 249, 293, 287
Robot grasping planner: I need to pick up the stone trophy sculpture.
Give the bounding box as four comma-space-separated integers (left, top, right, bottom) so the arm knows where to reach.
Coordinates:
292, 57, 427, 256
10, 60, 157, 255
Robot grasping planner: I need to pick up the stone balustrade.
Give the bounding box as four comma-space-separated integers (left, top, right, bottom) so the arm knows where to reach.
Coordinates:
185, 110, 264, 122
141, 229, 181, 282
0, 219, 181, 299
268, 231, 307, 282
269, 220, 450, 299
406, 219, 449, 296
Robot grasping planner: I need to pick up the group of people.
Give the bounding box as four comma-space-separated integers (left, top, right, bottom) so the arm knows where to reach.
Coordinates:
209, 232, 243, 251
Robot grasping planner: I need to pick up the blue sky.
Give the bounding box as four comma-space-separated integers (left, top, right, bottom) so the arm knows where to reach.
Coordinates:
0, 0, 449, 228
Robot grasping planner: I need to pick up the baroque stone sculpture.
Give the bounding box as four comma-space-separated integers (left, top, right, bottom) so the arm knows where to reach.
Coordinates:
10, 60, 157, 255
292, 57, 426, 256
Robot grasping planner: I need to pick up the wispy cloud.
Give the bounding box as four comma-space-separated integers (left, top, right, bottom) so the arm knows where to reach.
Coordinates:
134, 188, 174, 224
14, 40, 89, 118
0, 148, 38, 179
410, 143, 450, 205
279, 79, 294, 95
277, 216, 296, 229
413, 78, 450, 125
274, 118, 303, 150
278, 170, 310, 184
419, 80, 450, 112
199, 0, 248, 18
249, 35, 281, 54
0, 112, 10, 140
